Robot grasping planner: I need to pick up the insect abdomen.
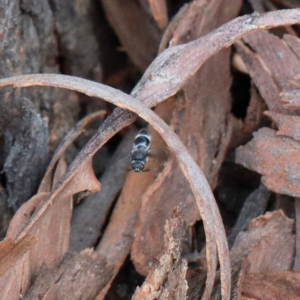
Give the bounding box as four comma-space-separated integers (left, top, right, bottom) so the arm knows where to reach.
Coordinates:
130, 128, 151, 172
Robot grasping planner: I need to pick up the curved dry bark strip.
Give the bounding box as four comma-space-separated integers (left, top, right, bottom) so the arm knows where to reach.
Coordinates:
0, 10, 299, 299
131, 9, 300, 102
69, 128, 138, 252
0, 74, 219, 299
39, 110, 106, 193
131, 0, 241, 278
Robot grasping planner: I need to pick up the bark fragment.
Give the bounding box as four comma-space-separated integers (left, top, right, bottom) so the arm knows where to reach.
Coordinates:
131, 0, 242, 277
132, 212, 188, 300
70, 129, 137, 252
295, 198, 300, 270
241, 271, 300, 300
0, 152, 101, 299
229, 210, 294, 299
23, 249, 113, 300
1, 98, 49, 210
101, 0, 162, 71
265, 111, 300, 142
236, 127, 300, 197
227, 184, 271, 248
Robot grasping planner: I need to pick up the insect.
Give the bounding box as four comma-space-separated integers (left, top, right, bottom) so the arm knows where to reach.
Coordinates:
130, 128, 151, 172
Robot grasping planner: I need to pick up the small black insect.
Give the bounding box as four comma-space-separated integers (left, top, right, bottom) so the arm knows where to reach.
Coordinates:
130, 128, 151, 172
